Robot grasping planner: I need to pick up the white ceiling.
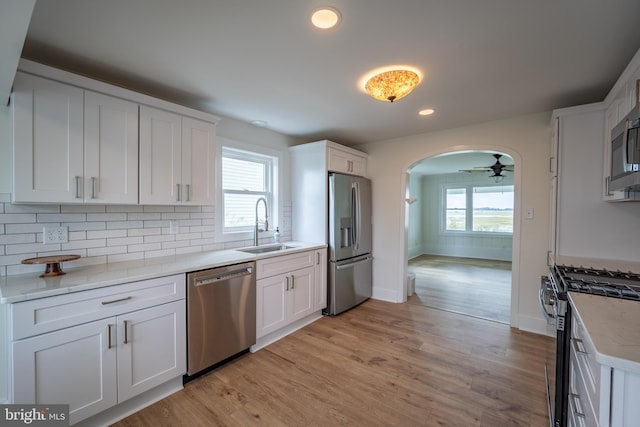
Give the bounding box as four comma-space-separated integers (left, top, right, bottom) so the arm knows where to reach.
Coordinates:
14, 0, 640, 146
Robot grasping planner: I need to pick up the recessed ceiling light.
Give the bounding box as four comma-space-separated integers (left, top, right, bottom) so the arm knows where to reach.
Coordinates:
250, 120, 268, 127
311, 7, 341, 29
418, 109, 435, 116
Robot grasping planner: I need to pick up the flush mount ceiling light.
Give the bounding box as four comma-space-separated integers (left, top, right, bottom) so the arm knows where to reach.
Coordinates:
418, 108, 435, 116
311, 7, 341, 29
360, 66, 422, 103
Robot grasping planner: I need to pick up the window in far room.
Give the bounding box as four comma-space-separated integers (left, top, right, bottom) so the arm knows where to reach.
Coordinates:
443, 185, 513, 234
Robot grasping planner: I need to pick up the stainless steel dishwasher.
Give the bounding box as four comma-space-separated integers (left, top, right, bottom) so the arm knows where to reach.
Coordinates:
186, 261, 256, 377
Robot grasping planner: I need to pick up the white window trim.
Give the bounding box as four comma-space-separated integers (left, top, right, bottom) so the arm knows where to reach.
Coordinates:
215, 136, 283, 244
441, 183, 514, 236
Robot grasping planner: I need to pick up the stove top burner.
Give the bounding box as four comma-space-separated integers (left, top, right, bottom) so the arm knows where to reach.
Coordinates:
554, 264, 640, 301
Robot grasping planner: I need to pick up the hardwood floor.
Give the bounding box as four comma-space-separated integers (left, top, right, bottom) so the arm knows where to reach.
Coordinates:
113, 299, 552, 427
408, 255, 512, 324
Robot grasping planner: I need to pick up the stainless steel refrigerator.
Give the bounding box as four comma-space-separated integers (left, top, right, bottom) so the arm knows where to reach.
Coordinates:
327, 172, 373, 315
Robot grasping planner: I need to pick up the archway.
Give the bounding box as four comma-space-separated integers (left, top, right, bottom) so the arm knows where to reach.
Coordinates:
399, 147, 523, 326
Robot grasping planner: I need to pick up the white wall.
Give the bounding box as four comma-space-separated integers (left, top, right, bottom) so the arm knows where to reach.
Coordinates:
355, 111, 552, 334
406, 173, 423, 259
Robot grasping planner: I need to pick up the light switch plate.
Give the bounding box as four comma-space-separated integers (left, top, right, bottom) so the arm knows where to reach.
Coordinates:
43, 226, 68, 244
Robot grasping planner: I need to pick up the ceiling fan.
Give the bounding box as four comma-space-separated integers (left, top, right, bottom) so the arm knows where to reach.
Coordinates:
459, 154, 514, 181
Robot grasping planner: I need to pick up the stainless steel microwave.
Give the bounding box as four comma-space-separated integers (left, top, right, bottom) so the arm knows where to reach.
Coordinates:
609, 104, 640, 192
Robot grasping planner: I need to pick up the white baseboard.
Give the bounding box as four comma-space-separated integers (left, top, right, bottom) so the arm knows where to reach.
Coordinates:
372, 287, 401, 303
251, 311, 323, 352
73, 377, 183, 427
518, 313, 556, 337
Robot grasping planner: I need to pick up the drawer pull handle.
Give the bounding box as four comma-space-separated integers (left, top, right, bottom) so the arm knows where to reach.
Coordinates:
285, 276, 289, 291
291, 275, 295, 289
108, 324, 114, 349
123, 320, 130, 344
101, 296, 132, 305
570, 393, 586, 418
572, 338, 588, 356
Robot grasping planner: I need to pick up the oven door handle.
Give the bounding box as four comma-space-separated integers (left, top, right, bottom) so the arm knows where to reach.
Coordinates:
539, 278, 555, 320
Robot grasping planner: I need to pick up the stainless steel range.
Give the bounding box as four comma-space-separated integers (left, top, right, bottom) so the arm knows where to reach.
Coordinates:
540, 264, 640, 427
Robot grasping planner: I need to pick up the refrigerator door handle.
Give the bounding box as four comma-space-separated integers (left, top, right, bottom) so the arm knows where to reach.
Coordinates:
352, 182, 361, 251
335, 255, 372, 270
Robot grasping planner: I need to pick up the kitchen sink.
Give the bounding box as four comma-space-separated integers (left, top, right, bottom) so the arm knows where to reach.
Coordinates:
237, 244, 294, 254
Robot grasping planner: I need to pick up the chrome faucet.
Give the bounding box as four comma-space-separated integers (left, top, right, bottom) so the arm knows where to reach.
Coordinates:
254, 197, 269, 246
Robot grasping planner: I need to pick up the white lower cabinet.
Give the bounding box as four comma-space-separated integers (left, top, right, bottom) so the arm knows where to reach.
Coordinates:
256, 249, 326, 339
569, 310, 640, 427
9, 275, 186, 425
12, 317, 117, 424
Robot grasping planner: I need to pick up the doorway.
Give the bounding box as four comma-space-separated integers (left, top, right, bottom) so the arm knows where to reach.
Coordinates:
405, 151, 515, 324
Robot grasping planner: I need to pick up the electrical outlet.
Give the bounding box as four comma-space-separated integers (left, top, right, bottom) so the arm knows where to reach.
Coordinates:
43, 226, 68, 244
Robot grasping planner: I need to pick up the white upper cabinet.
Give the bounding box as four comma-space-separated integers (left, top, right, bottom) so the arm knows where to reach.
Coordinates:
11, 60, 220, 206
181, 116, 216, 205
328, 145, 367, 176
12, 73, 140, 204
84, 91, 139, 204
139, 106, 216, 205
12, 73, 84, 203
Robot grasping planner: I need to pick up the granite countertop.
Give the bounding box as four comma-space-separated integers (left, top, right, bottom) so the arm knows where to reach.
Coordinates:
0, 241, 326, 304
569, 292, 640, 374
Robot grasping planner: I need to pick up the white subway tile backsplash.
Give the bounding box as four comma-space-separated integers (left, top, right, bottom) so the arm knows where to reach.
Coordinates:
0, 199, 292, 276
107, 236, 143, 247
0, 214, 37, 224
88, 246, 127, 257
106, 221, 144, 230
127, 228, 161, 237
143, 206, 173, 213
127, 212, 162, 221
68, 231, 87, 241
0, 234, 36, 245
86, 229, 127, 239
61, 205, 106, 213
107, 205, 144, 213
175, 232, 202, 241
87, 213, 127, 222
6, 243, 61, 255
128, 242, 162, 253
66, 222, 107, 232
37, 213, 86, 223
161, 240, 190, 250
144, 234, 174, 244
61, 239, 106, 250
161, 212, 190, 220
5, 204, 60, 214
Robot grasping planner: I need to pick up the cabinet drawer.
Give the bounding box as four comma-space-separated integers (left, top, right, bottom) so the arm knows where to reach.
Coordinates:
11, 274, 186, 340
571, 316, 602, 400
569, 349, 598, 427
256, 250, 314, 280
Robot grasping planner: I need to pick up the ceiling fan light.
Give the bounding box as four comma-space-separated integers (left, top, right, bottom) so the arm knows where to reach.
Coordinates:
364, 69, 420, 102
492, 173, 505, 183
